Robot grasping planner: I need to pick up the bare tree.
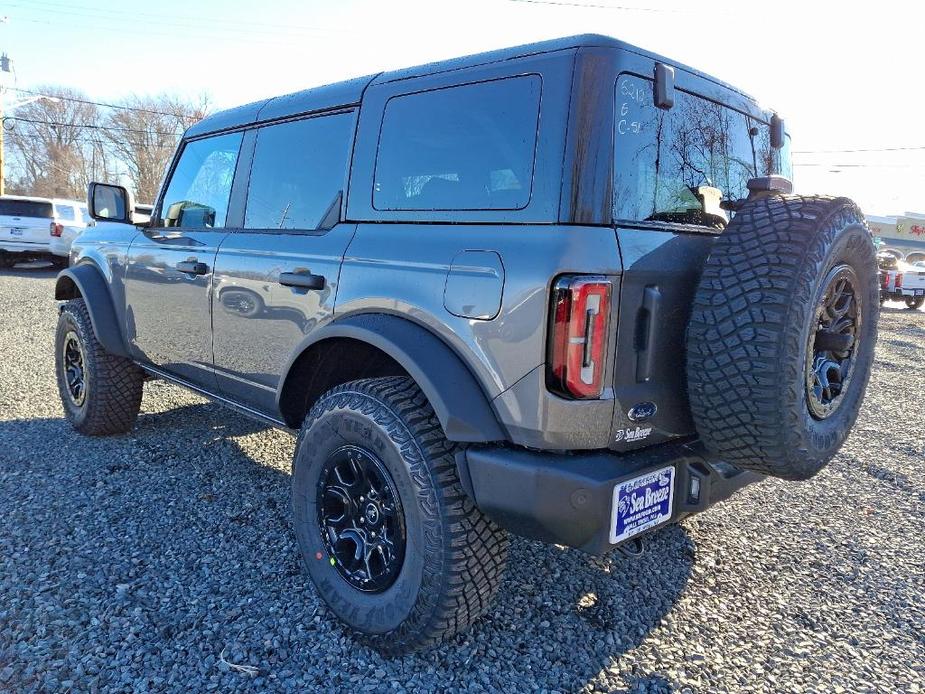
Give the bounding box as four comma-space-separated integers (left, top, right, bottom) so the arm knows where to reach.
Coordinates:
103, 94, 209, 203
4, 86, 112, 199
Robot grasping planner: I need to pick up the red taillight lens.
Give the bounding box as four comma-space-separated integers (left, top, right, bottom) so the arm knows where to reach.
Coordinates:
895, 272, 903, 288
50, 222, 63, 237
547, 275, 611, 399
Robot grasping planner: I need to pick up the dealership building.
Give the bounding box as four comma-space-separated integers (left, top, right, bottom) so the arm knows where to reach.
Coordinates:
867, 212, 925, 264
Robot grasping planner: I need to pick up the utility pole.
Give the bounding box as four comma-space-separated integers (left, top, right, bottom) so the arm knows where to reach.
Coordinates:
0, 53, 9, 196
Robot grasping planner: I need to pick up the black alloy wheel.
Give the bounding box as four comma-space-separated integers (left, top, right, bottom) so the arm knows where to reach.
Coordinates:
62, 330, 88, 407
806, 264, 861, 420
316, 445, 406, 593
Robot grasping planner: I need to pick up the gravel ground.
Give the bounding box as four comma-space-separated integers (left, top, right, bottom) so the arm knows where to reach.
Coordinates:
1, 264, 923, 693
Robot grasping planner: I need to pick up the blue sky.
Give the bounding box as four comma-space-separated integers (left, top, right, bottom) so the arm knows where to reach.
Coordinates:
1, 0, 921, 215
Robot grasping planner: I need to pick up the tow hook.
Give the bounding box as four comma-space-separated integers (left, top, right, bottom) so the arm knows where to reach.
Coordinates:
616, 537, 645, 558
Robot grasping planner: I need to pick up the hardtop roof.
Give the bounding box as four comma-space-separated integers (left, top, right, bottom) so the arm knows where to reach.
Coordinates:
186, 34, 757, 138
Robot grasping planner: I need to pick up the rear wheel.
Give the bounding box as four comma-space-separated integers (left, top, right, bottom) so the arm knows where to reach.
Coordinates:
687, 195, 879, 480
905, 296, 924, 310
55, 299, 144, 435
292, 377, 509, 654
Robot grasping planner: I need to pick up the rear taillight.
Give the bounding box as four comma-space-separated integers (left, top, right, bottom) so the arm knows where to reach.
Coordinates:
880, 272, 889, 289
895, 272, 903, 288
50, 222, 63, 237
547, 275, 612, 399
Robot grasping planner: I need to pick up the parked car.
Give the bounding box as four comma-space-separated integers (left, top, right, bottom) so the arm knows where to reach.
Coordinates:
0, 195, 88, 268
54, 34, 878, 653
878, 254, 925, 308
49, 199, 90, 263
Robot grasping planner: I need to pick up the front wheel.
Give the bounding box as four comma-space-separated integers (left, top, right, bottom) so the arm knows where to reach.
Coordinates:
55, 299, 144, 435
905, 296, 924, 310
292, 377, 509, 654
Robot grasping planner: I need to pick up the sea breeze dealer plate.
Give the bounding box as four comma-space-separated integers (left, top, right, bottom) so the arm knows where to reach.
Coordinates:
609, 466, 675, 545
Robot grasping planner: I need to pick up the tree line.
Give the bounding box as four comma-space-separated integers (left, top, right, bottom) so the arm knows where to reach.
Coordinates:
3, 86, 209, 204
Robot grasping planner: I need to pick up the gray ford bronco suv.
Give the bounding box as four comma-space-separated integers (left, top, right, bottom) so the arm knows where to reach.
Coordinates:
54, 35, 878, 653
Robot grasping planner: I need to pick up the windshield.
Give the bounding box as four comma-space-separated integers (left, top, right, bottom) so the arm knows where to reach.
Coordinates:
0, 200, 54, 218
614, 73, 791, 229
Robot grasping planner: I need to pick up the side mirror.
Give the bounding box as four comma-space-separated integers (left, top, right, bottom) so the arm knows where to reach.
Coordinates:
88, 182, 136, 224
770, 113, 785, 150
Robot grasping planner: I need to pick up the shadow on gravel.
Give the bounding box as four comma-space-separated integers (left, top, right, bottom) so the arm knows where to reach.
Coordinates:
0, 262, 59, 278
0, 403, 693, 692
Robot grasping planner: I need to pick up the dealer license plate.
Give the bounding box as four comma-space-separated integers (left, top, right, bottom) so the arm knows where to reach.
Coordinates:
610, 466, 675, 544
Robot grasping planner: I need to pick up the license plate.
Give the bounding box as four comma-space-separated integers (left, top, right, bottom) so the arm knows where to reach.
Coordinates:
610, 465, 675, 544
916, 289, 924, 297
10, 227, 24, 236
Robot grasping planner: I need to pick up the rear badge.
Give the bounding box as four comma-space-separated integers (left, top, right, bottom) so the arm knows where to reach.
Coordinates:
628, 401, 657, 422
614, 426, 652, 443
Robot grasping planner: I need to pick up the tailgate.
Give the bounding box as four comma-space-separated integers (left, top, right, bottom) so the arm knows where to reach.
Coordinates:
609, 227, 716, 452
0, 215, 51, 246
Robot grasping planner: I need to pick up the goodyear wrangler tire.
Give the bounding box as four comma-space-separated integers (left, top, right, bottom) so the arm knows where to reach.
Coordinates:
686, 195, 879, 480
55, 299, 144, 435
291, 376, 509, 654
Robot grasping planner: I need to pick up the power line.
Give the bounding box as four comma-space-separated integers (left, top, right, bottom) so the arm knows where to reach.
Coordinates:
3, 116, 182, 137
5, 131, 175, 150
8, 87, 200, 120
793, 145, 925, 154
507, 0, 697, 11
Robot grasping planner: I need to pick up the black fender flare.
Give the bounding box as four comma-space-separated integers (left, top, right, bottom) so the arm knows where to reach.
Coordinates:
54, 264, 129, 358
277, 313, 507, 443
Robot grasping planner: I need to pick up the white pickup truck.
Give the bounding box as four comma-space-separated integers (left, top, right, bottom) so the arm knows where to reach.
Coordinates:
0, 195, 88, 268
879, 254, 925, 309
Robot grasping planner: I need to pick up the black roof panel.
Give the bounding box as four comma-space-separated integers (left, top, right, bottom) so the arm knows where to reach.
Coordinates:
187, 34, 755, 137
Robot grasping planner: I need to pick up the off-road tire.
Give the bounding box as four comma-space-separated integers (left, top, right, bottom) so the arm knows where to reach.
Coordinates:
905, 296, 923, 310
687, 195, 879, 480
55, 299, 144, 435
292, 376, 509, 655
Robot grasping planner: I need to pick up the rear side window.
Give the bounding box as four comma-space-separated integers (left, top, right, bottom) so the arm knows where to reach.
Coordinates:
0, 200, 53, 218
373, 75, 542, 211
614, 74, 787, 228
244, 113, 353, 230
55, 204, 77, 222
158, 132, 242, 229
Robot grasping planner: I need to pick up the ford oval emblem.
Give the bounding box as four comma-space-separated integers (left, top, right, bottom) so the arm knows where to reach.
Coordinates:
628, 402, 657, 422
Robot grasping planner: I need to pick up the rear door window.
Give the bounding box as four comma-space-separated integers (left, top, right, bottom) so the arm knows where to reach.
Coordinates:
0, 200, 53, 218
614, 74, 788, 228
244, 112, 353, 231
373, 75, 542, 211
54, 204, 77, 222
158, 132, 242, 229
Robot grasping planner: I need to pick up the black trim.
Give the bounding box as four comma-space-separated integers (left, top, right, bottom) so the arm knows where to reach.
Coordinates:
54, 264, 129, 357
277, 313, 507, 443
462, 440, 762, 555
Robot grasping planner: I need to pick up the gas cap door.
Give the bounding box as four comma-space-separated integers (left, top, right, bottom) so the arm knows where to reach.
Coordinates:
443, 250, 504, 320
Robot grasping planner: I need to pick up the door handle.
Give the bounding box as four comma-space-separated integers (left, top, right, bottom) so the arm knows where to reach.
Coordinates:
177, 260, 208, 275
278, 271, 325, 290
635, 285, 661, 383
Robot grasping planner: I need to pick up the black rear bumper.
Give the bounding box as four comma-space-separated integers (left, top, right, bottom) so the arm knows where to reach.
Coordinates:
459, 440, 762, 555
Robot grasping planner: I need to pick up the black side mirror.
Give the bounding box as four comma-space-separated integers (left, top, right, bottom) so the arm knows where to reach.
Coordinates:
770, 113, 785, 150
654, 63, 675, 110
88, 182, 135, 224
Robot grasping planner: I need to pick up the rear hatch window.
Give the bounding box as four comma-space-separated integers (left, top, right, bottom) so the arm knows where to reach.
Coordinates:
0, 200, 54, 218
614, 74, 791, 229
54, 204, 77, 222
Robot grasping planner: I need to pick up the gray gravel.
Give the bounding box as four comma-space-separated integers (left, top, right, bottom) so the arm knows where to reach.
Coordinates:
1, 264, 923, 693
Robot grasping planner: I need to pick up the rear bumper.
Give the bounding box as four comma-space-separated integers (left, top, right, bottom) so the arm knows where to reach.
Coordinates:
0, 242, 53, 257
459, 440, 762, 555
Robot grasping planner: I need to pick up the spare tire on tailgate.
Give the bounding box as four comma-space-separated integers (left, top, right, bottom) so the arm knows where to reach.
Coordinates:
686, 195, 878, 480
